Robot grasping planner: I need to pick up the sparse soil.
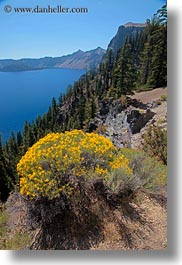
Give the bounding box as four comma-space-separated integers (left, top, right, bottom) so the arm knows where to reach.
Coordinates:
130, 88, 167, 149
5, 190, 167, 250
131, 87, 167, 104
92, 191, 167, 250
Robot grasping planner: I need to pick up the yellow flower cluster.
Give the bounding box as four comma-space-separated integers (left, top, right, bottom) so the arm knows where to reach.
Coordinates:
17, 130, 132, 199
109, 154, 132, 174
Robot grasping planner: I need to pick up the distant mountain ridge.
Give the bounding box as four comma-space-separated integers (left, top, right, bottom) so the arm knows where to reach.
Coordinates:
0, 22, 146, 72
0, 47, 106, 72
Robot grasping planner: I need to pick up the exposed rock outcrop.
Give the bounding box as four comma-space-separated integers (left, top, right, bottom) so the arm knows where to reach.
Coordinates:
89, 88, 167, 149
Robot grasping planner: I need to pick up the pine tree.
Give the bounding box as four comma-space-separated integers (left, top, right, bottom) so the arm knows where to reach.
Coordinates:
83, 100, 93, 131
147, 5, 167, 87
17, 131, 23, 147
147, 26, 167, 87
76, 92, 86, 128
0, 135, 9, 201
112, 36, 136, 96
138, 4, 167, 88
8, 132, 18, 156
139, 40, 152, 86
23, 122, 36, 150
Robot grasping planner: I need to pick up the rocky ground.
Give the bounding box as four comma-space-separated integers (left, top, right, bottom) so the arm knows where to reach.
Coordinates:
5, 190, 167, 250
131, 88, 167, 149
92, 191, 167, 250
91, 87, 167, 150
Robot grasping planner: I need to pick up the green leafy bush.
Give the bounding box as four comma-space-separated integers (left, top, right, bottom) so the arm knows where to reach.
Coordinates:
119, 95, 128, 108
118, 148, 167, 193
156, 99, 162, 105
0, 208, 7, 249
160, 94, 167, 101
0, 207, 30, 250
143, 125, 167, 164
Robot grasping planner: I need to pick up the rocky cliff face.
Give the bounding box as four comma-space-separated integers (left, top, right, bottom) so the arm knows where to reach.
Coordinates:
107, 23, 146, 56
89, 88, 167, 149
124, 22, 146, 28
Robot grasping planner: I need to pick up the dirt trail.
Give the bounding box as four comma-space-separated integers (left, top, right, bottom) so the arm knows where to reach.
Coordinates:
131, 87, 167, 104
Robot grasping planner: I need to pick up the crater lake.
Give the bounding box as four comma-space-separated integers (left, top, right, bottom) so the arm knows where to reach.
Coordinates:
0, 68, 85, 142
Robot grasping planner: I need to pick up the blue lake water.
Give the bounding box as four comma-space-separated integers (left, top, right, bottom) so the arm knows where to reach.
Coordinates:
0, 69, 85, 142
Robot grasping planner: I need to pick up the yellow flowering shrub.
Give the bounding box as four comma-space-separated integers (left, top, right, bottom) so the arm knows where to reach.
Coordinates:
17, 130, 131, 199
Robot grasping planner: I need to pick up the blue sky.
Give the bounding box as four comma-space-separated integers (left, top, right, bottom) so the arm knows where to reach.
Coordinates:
0, 0, 166, 59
